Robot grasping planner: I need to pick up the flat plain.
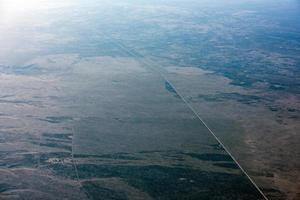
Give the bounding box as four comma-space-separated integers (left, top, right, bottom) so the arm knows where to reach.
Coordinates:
0, 0, 299, 199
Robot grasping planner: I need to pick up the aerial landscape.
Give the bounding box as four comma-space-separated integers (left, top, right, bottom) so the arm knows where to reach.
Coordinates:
0, 0, 299, 199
